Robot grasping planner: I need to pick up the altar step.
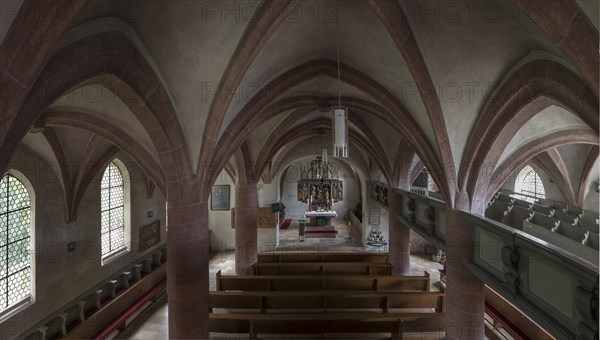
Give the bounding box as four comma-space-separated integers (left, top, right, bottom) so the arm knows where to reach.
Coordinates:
306, 226, 337, 234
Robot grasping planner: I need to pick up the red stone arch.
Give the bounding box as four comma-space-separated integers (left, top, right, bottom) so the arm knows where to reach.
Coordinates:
252, 111, 392, 185
577, 146, 599, 206
485, 129, 598, 204
368, 0, 457, 202
202, 59, 448, 201
43, 110, 165, 189
252, 117, 384, 183
460, 59, 598, 213
1, 32, 192, 188
271, 135, 372, 182
198, 1, 303, 193
512, 0, 599, 95
211, 94, 441, 199
1, 26, 207, 337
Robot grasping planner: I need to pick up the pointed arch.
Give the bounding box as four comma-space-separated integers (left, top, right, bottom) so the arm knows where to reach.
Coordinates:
0, 32, 191, 200
41, 127, 73, 223
368, 0, 456, 201
42, 110, 165, 196
204, 59, 446, 201
486, 129, 598, 203
577, 145, 599, 206
461, 59, 598, 212
199, 0, 303, 193
529, 157, 576, 206
512, 0, 599, 95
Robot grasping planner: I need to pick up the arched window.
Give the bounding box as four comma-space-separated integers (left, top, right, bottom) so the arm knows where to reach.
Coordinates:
0, 174, 33, 313
100, 162, 128, 263
516, 165, 546, 201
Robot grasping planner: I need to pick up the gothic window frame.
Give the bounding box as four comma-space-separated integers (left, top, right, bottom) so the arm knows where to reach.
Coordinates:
0, 170, 35, 319
515, 165, 546, 202
100, 159, 131, 265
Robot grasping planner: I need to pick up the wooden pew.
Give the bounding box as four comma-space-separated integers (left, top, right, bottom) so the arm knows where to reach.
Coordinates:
252, 262, 392, 275
528, 213, 559, 230
531, 203, 553, 216
208, 312, 446, 338
216, 271, 430, 292
485, 200, 511, 221
496, 193, 514, 204
512, 198, 531, 209
502, 206, 532, 230
577, 216, 599, 234
257, 252, 389, 263
210, 291, 444, 313
554, 209, 579, 224
523, 221, 599, 265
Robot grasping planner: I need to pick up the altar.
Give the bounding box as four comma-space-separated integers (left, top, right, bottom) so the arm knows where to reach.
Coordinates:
297, 154, 343, 227
304, 210, 337, 226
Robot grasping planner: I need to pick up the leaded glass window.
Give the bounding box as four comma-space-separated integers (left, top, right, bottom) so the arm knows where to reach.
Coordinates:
519, 166, 546, 201
0, 174, 32, 311
101, 162, 125, 259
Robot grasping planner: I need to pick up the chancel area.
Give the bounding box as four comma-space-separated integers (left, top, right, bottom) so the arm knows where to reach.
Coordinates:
0, 1, 599, 339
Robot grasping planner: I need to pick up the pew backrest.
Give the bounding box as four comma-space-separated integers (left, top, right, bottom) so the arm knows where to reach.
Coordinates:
257, 252, 389, 263
215, 271, 430, 292
208, 312, 446, 337
252, 262, 392, 275
209, 291, 444, 312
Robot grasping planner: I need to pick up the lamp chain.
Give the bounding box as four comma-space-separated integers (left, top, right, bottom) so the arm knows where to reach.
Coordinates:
336, 0, 341, 108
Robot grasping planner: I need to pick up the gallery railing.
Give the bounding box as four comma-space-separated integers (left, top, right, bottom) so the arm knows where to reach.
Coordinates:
389, 187, 599, 340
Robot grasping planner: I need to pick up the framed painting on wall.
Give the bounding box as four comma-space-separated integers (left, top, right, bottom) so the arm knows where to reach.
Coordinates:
140, 220, 161, 252
211, 185, 230, 210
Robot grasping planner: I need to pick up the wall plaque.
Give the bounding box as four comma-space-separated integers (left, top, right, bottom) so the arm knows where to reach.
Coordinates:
368, 207, 380, 225
140, 220, 161, 252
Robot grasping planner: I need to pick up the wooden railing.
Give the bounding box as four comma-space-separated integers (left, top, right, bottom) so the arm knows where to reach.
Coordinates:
349, 210, 362, 235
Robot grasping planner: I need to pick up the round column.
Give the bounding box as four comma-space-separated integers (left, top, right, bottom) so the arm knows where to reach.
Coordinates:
388, 189, 411, 275
235, 181, 258, 275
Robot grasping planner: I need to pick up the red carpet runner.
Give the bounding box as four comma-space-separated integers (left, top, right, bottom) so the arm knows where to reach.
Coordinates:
280, 219, 292, 230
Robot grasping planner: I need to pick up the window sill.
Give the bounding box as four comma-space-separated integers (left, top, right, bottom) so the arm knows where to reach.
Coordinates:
0, 297, 33, 323
101, 248, 129, 266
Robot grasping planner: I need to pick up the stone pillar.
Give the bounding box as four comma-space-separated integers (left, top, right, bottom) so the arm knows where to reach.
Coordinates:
388, 189, 411, 275
235, 181, 258, 275
168, 187, 209, 339
445, 209, 485, 340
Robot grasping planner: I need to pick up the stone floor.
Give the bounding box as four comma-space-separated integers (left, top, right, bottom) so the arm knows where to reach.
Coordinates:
124, 218, 446, 339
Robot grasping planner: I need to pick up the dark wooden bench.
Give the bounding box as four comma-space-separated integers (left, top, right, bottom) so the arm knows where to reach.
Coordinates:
210, 290, 444, 312
252, 262, 392, 275
257, 252, 389, 263
62, 263, 167, 339
93, 278, 166, 339
208, 312, 446, 339
216, 270, 430, 292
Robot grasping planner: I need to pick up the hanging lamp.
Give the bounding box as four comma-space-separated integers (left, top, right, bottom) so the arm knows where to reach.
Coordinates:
332, 3, 348, 158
